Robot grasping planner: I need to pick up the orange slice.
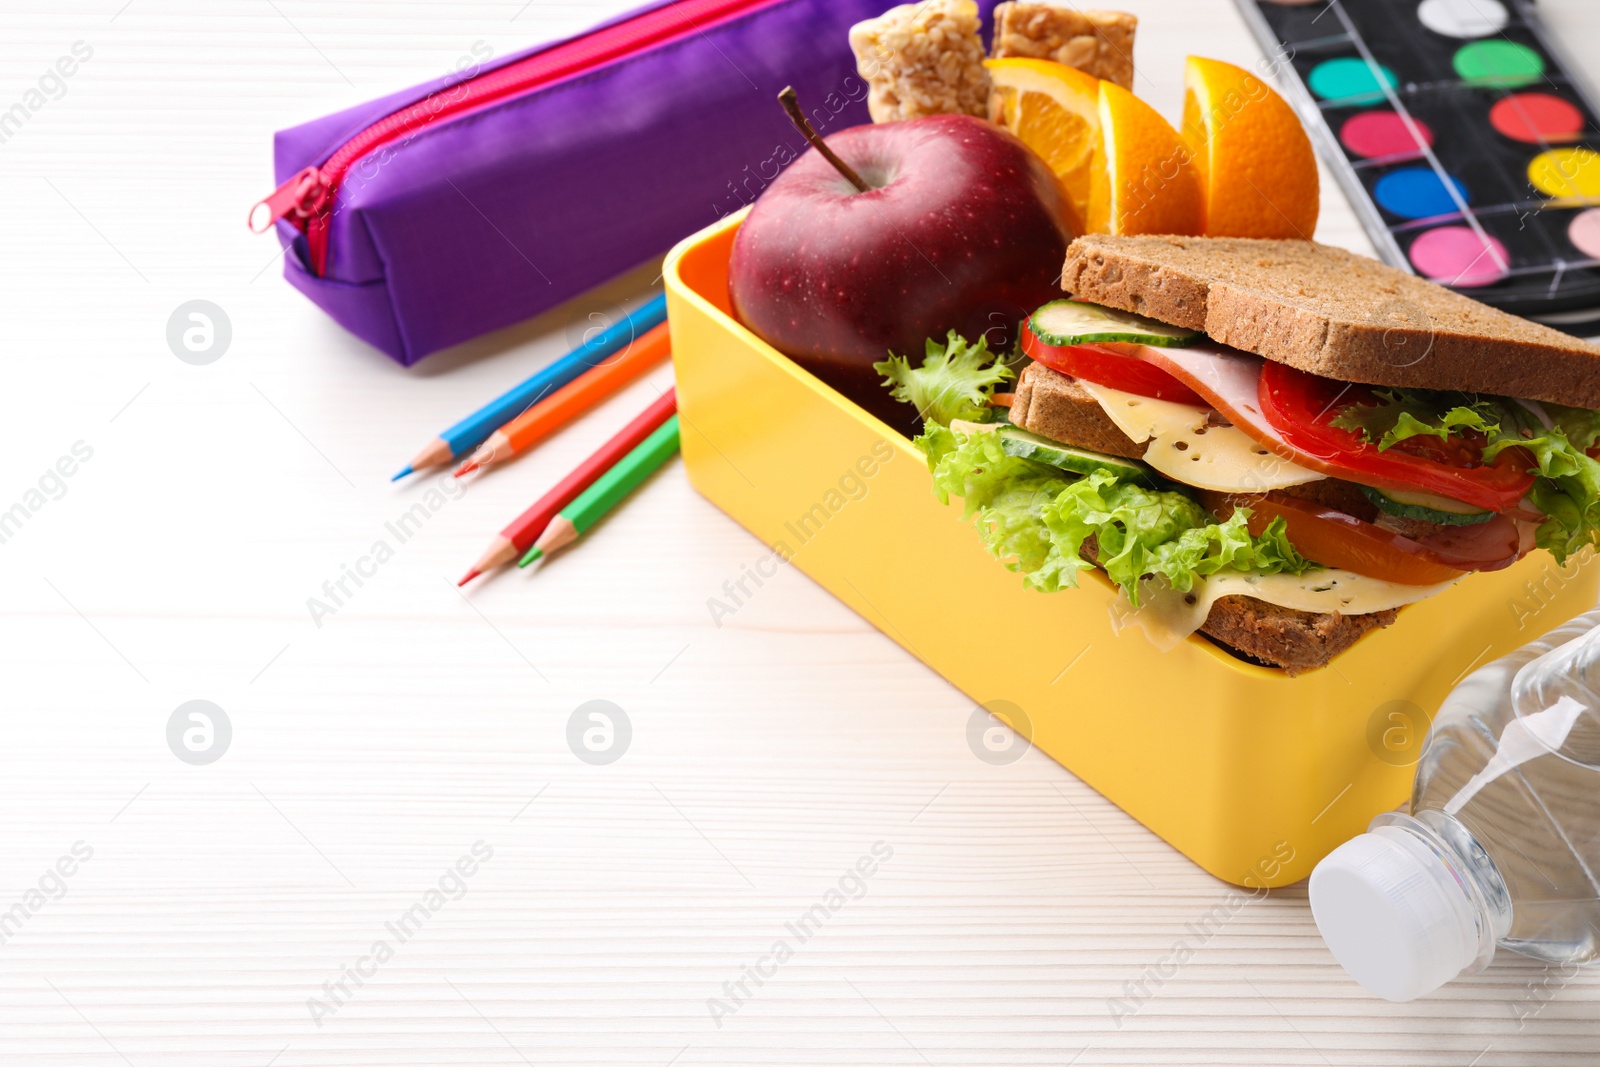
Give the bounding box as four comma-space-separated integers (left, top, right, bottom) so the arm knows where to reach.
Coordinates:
1088, 80, 1204, 236
985, 58, 1101, 231
1183, 55, 1320, 239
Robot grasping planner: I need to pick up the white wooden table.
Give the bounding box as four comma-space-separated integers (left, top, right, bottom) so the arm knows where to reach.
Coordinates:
2, 2, 1598, 1064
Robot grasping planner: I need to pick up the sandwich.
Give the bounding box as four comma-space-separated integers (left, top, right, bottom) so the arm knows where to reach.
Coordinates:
878, 234, 1600, 674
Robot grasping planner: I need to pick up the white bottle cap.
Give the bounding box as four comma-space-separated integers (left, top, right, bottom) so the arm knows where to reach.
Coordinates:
1309, 827, 1483, 1001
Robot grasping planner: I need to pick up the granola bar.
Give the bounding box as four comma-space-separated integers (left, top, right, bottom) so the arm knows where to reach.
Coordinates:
849, 0, 990, 123
991, 3, 1138, 89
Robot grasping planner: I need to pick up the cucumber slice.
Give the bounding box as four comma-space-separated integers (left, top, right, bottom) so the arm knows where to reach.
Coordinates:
998, 426, 1150, 480
1028, 299, 1203, 348
1360, 484, 1495, 526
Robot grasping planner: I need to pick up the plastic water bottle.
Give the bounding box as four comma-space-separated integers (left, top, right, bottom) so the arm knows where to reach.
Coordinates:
1310, 606, 1600, 1001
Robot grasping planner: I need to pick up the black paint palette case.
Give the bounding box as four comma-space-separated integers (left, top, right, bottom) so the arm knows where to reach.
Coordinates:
1235, 0, 1600, 331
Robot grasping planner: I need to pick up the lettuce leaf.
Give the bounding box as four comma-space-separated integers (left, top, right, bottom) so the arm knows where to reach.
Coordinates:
1330, 391, 1499, 451
917, 423, 1313, 604
1535, 404, 1600, 559
875, 331, 1013, 426
1552, 402, 1600, 452
1330, 387, 1600, 563
920, 422, 1089, 592
1044, 469, 1310, 601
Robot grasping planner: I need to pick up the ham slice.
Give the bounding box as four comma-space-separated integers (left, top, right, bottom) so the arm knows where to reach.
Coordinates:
1418, 514, 1526, 571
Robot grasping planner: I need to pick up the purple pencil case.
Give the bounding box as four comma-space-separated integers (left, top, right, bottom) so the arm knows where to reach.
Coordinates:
253, 0, 995, 366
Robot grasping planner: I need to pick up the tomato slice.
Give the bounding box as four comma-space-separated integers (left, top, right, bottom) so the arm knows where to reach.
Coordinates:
1257, 362, 1535, 513
1202, 491, 1477, 585
1021, 328, 1206, 405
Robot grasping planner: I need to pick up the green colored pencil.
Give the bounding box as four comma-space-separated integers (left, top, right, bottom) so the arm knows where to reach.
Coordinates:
519, 414, 681, 567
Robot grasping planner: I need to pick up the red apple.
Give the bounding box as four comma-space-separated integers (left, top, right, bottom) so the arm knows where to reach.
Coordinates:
729, 113, 1075, 429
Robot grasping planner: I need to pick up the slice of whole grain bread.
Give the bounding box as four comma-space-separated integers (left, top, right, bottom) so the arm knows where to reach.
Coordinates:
1060, 234, 1600, 409
1010, 363, 1146, 458
1201, 599, 1398, 676
1078, 531, 1397, 674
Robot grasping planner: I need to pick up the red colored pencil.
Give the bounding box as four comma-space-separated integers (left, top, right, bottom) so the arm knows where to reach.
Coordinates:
457, 388, 678, 585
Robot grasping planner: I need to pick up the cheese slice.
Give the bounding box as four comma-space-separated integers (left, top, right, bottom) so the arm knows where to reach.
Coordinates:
1078, 379, 1326, 492
1077, 379, 1209, 441
1111, 568, 1461, 652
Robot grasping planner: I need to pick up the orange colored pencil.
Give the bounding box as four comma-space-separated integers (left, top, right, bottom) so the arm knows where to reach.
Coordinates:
456, 321, 671, 476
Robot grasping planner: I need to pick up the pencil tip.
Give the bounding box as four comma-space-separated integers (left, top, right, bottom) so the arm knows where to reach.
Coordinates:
517, 548, 543, 568
454, 461, 478, 479
457, 569, 480, 587
391, 466, 413, 482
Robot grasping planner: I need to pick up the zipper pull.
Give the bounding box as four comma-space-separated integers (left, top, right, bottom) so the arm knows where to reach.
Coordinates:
248, 166, 329, 233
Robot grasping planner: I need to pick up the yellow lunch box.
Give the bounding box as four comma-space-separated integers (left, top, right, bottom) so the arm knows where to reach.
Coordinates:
663, 209, 1599, 888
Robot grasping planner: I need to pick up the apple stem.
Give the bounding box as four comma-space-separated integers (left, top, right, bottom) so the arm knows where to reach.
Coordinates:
779, 86, 871, 193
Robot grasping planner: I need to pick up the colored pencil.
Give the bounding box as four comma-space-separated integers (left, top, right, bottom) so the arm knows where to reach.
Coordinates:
392, 292, 667, 480
518, 414, 681, 568
457, 389, 678, 585
454, 320, 671, 477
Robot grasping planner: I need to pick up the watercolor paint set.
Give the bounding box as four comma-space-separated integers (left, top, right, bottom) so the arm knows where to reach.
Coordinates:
1235, 0, 1600, 328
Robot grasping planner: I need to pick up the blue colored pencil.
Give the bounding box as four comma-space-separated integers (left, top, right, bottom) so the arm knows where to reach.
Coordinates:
392, 292, 668, 480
